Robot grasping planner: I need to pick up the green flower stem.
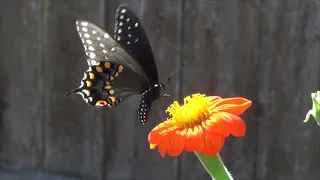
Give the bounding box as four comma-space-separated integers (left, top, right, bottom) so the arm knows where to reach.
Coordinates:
195, 152, 233, 180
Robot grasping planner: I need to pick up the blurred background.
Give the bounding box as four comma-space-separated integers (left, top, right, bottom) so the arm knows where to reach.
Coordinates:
0, 0, 319, 180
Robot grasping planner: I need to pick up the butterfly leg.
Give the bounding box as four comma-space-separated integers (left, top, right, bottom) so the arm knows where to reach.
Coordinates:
160, 94, 170, 98
152, 101, 165, 125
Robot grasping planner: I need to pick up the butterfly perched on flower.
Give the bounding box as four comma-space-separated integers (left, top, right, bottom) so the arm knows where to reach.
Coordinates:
65, 5, 170, 125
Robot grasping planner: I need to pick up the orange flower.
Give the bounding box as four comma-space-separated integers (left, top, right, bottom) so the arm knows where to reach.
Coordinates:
148, 93, 252, 157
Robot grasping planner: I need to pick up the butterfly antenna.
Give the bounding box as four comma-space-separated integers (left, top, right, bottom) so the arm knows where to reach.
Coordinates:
162, 63, 185, 83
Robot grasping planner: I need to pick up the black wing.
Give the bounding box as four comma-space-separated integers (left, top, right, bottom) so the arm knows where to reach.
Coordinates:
65, 20, 149, 107
114, 5, 158, 84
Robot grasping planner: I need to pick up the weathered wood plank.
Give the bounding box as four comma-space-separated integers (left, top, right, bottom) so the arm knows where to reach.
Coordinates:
43, 0, 105, 179
256, 0, 320, 179
180, 0, 259, 179
102, 1, 182, 180
0, 0, 43, 170
0, 169, 96, 180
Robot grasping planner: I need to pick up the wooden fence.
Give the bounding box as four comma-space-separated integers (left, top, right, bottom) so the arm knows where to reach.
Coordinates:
0, 0, 319, 179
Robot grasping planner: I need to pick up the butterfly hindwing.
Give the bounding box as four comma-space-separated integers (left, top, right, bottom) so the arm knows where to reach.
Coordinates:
114, 5, 158, 84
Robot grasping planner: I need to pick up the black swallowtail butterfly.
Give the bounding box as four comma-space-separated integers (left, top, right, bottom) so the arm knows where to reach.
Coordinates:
65, 5, 169, 125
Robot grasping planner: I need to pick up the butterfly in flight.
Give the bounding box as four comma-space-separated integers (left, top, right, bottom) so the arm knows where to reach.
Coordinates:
65, 5, 173, 125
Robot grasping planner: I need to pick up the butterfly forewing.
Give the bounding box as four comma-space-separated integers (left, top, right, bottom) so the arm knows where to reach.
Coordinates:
76, 19, 148, 80
114, 5, 158, 84
67, 20, 151, 107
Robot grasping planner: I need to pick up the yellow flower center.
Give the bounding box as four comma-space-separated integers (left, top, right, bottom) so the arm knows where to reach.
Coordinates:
166, 93, 210, 128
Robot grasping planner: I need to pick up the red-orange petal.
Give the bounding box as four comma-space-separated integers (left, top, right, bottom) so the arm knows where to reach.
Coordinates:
206, 96, 221, 102
202, 113, 232, 137
148, 122, 178, 145
229, 114, 246, 137
211, 97, 252, 115
157, 129, 176, 158
185, 125, 205, 151
200, 131, 225, 156
166, 129, 186, 156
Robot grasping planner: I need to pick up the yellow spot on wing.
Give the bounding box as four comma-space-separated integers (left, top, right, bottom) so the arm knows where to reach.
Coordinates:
82, 89, 90, 96
89, 97, 93, 102
104, 62, 111, 68
104, 86, 111, 90
110, 76, 114, 81
85, 81, 92, 87
115, 72, 119, 77
118, 65, 124, 72
109, 96, 116, 102
89, 73, 95, 79
109, 90, 114, 94
105, 81, 110, 85
96, 66, 103, 72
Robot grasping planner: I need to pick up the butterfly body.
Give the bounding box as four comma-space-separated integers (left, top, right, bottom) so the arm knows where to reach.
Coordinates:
65, 5, 165, 124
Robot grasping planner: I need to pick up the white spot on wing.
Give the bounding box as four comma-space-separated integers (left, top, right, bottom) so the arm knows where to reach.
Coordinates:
89, 52, 96, 58
117, 36, 121, 41
103, 50, 107, 53
76, 92, 85, 99
119, 22, 123, 26
90, 60, 98, 65
104, 33, 109, 38
86, 40, 93, 44
79, 81, 84, 88
82, 72, 87, 80
118, 29, 122, 34
88, 46, 95, 51
120, 15, 124, 19
126, 18, 130, 22
134, 23, 138, 27
92, 30, 97, 34
81, 21, 88, 26
100, 43, 105, 47
111, 47, 115, 52
86, 67, 92, 71
121, 9, 126, 13
84, 33, 90, 38
82, 27, 88, 32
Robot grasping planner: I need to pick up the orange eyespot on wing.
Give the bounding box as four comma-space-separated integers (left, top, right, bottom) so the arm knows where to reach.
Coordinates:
96, 67, 103, 72
104, 62, 111, 68
96, 100, 108, 106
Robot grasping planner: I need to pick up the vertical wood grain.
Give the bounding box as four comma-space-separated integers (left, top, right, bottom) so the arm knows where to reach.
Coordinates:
256, 0, 320, 179
43, 0, 105, 179
0, 0, 43, 171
